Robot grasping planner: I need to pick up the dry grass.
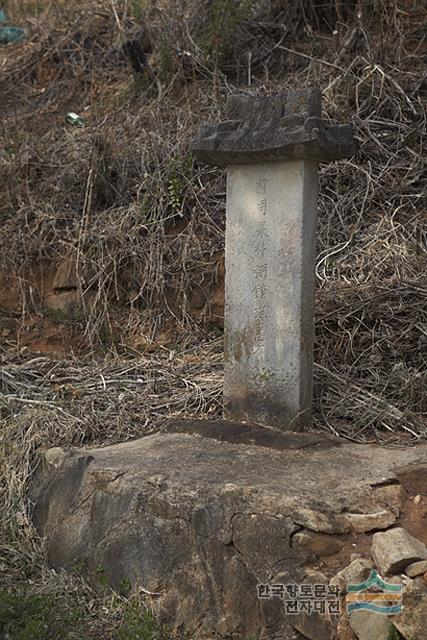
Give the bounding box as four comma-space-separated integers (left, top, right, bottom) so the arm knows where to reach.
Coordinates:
0, 0, 426, 636
0, 340, 223, 637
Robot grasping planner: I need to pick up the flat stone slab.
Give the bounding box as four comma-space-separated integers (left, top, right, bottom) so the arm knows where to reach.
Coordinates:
29, 424, 427, 638
163, 418, 340, 450
371, 527, 427, 576
405, 559, 427, 578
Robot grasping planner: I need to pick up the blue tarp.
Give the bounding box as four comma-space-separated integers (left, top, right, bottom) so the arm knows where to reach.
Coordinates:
0, 7, 26, 44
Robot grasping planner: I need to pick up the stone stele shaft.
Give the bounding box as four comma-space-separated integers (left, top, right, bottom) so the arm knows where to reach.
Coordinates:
192, 88, 356, 430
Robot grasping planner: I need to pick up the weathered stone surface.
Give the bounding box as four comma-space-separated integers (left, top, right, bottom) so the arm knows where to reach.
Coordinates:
345, 483, 405, 521
349, 610, 395, 640
372, 483, 405, 512
304, 568, 328, 583
44, 290, 82, 317
371, 528, 427, 576
405, 560, 427, 578
395, 463, 427, 496
270, 567, 338, 640
53, 255, 78, 290
231, 512, 299, 581
44, 447, 71, 469
192, 89, 357, 166
44, 289, 94, 320
330, 558, 373, 592
223, 159, 319, 430
291, 529, 344, 557
390, 577, 427, 640
164, 418, 340, 451
336, 614, 356, 640
29, 429, 427, 638
291, 506, 349, 534
279, 568, 336, 640
343, 509, 396, 534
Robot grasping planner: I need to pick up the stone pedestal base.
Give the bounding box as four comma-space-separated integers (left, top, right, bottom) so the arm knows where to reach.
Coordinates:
30, 422, 427, 639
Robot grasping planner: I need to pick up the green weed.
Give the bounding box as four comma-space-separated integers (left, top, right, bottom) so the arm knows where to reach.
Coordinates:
94, 564, 109, 587
197, 0, 253, 63
166, 155, 193, 213
387, 624, 400, 640
118, 601, 165, 640
0, 588, 84, 640
42, 305, 84, 325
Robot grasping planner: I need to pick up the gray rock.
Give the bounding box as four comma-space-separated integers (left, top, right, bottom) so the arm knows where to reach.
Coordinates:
372, 484, 405, 512
330, 558, 373, 593
289, 569, 336, 640
344, 509, 396, 534
43, 447, 71, 470
290, 506, 349, 534
292, 530, 344, 557
43, 290, 82, 316
304, 568, 328, 583
405, 560, 427, 578
28, 428, 427, 638
371, 528, 427, 576
231, 512, 299, 580
336, 615, 357, 640
395, 463, 427, 496
349, 610, 395, 640
291, 609, 336, 640
52, 254, 78, 290
390, 577, 427, 640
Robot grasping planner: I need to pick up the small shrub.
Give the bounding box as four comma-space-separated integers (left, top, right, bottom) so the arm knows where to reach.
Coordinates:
166, 155, 193, 214
94, 564, 109, 587
197, 0, 253, 64
387, 625, 400, 640
117, 601, 164, 640
0, 588, 83, 640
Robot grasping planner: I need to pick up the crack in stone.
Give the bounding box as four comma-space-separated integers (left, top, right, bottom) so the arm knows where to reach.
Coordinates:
288, 525, 304, 549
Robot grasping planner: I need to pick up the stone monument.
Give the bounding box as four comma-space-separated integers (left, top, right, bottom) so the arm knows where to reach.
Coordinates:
192, 88, 357, 430
30, 89, 427, 640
